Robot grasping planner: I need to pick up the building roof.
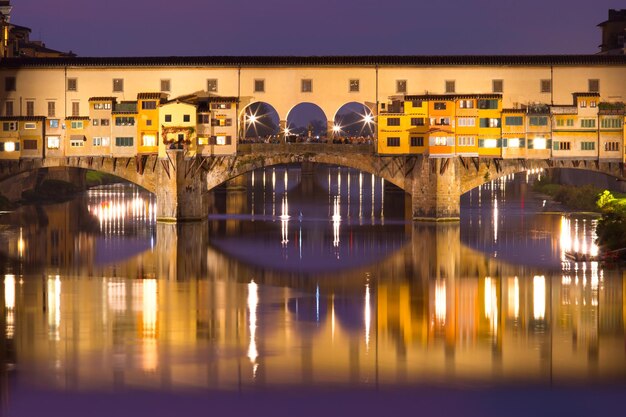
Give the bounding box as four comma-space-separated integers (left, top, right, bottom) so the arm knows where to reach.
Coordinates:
2, 55, 626, 69
65, 116, 90, 121
207, 96, 239, 103
89, 96, 117, 102
404, 93, 502, 101
137, 92, 167, 100
501, 108, 526, 113
0, 116, 45, 121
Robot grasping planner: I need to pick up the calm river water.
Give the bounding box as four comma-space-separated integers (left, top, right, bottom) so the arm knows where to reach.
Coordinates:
0, 165, 624, 416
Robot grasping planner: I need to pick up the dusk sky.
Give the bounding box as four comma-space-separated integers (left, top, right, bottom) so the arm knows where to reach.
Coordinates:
13, 0, 626, 57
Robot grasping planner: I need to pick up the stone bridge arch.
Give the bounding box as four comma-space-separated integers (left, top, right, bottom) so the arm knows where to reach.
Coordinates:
0, 155, 160, 194
203, 144, 415, 192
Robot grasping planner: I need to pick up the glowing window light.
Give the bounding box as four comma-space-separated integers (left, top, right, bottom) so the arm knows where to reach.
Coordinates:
508, 138, 520, 148
142, 134, 156, 147
533, 137, 547, 149
484, 277, 498, 334
47, 275, 61, 341
216, 136, 227, 145
142, 279, 158, 339
4, 274, 15, 310
533, 275, 546, 320
4, 141, 15, 152
483, 138, 498, 148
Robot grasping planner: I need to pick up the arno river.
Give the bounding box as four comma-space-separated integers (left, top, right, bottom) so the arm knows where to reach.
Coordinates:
0, 165, 624, 416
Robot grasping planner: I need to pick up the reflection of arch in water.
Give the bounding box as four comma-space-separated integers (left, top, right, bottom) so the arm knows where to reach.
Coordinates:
285, 103, 329, 138
239, 101, 280, 139
333, 102, 375, 137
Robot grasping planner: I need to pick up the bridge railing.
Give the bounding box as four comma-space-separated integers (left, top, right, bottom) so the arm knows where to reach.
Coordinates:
237, 143, 375, 155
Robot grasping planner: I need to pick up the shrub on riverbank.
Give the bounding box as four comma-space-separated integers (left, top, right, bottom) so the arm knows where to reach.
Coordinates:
533, 177, 602, 212
595, 191, 626, 253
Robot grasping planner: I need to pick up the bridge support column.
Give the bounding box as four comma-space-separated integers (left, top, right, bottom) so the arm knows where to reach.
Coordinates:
411, 158, 460, 221
279, 120, 287, 143
156, 150, 208, 222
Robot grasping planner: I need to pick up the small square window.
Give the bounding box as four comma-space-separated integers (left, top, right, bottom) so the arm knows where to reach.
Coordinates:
349, 79, 359, 92
165, 114, 172, 122
492, 79, 503, 93
254, 79, 265, 93
146, 119, 152, 126
540, 79, 551, 93
113, 78, 124, 92
5, 76, 16, 92
445, 80, 455, 93
67, 78, 77, 92
396, 80, 407, 93
301, 79, 312, 93
588, 79, 599, 93
207, 79, 218, 92
161, 79, 171, 92
183, 114, 190, 122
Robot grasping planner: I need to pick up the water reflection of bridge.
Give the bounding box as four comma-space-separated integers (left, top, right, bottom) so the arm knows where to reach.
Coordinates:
1, 220, 624, 393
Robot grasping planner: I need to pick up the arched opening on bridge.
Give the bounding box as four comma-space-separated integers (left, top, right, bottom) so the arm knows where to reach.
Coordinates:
333, 102, 375, 142
285, 103, 328, 142
240, 102, 280, 143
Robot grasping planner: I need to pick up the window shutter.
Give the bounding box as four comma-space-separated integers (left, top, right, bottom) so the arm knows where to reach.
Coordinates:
226, 136, 232, 145
502, 138, 508, 148
478, 139, 484, 148
553, 141, 558, 151
520, 138, 525, 148
497, 139, 502, 148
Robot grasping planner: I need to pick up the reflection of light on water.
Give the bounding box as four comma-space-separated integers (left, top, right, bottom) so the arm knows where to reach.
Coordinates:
280, 195, 290, 248
560, 216, 572, 262
17, 227, 25, 258
248, 280, 259, 366
107, 280, 126, 312
87, 189, 155, 234
138, 279, 158, 372
359, 172, 363, 222
365, 282, 371, 352
533, 275, 546, 320
4, 274, 15, 339
484, 277, 498, 336
332, 196, 341, 251
507, 277, 519, 320
493, 197, 498, 244
47, 275, 61, 341
331, 294, 336, 342
435, 280, 446, 325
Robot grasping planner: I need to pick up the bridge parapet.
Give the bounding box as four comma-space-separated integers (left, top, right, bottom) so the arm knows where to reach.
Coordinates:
237, 143, 375, 155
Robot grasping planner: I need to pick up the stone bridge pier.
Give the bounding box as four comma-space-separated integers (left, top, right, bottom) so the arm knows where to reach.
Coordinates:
156, 150, 209, 222
410, 158, 461, 221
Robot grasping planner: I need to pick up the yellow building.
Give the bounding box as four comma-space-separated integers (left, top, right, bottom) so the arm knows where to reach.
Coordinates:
158, 99, 197, 157
111, 101, 138, 157
0, 116, 21, 159
88, 97, 115, 157
205, 96, 238, 156
598, 102, 623, 162
526, 104, 552, 159
137, 92, 167, 155
455, 95, 480, 157
64, 116, 90, 157
378, 99, 410, 154
552, 93, 599, 160
501, 109, 526, 159
476, 95, 502, 157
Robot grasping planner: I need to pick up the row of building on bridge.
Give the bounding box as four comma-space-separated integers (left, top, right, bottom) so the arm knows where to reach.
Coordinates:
378, 92, 626, 161
0, 92, 238, 160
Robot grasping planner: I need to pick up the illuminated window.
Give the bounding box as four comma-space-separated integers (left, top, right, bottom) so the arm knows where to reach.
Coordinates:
458, 117, 476, 127
507, 138, 520, 148
216, 135, 232, 145
49, 119, 59, 128
0, 141, 18, 152
458, 136, 475, 146
479, 118, 500, 128
211, 103, 231, 110
532, 137, 547, 149
142, 135, 156, 147
459, 100, 474, 108
47, 136, 60, 149
92, 119, 99, 126
70, 138, 85, 147
396, 80, 407, 93
101, 119, 110, 126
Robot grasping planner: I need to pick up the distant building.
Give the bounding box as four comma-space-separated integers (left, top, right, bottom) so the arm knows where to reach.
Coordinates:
0, 0, 74, 58
598, 9, 626, 55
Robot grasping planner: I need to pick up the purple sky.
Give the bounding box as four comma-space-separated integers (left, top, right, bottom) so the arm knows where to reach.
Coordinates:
12, 0, 626, 56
